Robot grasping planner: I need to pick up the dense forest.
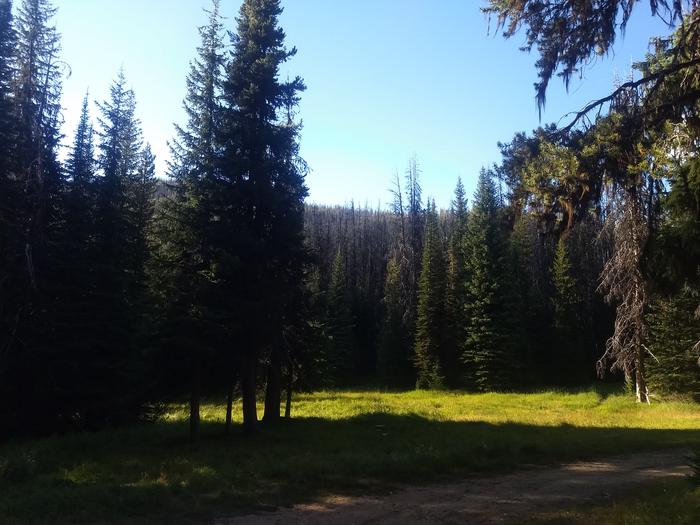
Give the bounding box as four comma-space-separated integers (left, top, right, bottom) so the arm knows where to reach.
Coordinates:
0, 0, 699, 444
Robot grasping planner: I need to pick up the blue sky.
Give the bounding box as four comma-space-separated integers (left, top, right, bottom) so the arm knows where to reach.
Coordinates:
52, 0, 672, 208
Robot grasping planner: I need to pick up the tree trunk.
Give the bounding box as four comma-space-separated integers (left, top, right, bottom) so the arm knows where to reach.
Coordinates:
635, 348, 649, 404
240, 351, 258, 435
285, 365, 293, 419
263, 345, 281, 424
190, 355, 201, 443
225, 371, 236, 435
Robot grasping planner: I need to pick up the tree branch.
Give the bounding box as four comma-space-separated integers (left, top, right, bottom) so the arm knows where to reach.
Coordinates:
555, 55, 700, 135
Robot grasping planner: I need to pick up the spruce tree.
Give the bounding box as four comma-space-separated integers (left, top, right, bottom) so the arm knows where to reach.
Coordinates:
551, 236, 585, 383
0, 0, 13, 178
48, 94, 99, 423
647, 286, 700, 398
3, 0, 64, 433
218, 0, 307, 430
95, 70, 142, 270
551, 238, 576, 322
13, 0, 64, 264
377, 256, 412, 386
444, 178, 468, 386
64, 93, 96, 256
414, 200, 446, 389
0, 0, 17, 394
462, 170, 512, 391
325, 246, 356, 385
153, 0, 225, 441
507, 214, 550, 385
128, 143, 156, 292
87, 70, 146, 425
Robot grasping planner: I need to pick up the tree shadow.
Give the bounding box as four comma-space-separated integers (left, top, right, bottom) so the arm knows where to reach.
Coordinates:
1, 413, 698, 524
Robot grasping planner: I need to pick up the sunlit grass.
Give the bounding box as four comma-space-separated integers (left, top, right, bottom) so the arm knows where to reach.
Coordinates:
1, 388, 699, 524
163, 388, 700, 431
531, 479, 700, 524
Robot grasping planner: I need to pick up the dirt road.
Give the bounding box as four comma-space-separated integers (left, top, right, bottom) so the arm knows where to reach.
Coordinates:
219, 449, 692, 524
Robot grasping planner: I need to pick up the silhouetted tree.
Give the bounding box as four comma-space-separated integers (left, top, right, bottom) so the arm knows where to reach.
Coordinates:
218, 0, 307, 430
152, 0, 226, 442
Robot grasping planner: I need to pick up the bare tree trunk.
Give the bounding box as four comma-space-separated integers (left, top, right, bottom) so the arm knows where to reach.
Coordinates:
635, 348, 649, 404
240, 351, 258, 435
263, 345, 281, 424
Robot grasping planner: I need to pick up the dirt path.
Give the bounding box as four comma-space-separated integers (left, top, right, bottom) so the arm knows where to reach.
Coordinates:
219, 449, 692, 524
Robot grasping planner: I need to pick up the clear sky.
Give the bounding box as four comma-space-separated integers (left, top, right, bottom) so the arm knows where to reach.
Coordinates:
51, 0, 672, 208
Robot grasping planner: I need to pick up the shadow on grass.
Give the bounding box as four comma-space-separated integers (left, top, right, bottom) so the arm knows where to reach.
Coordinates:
1, 414, 698, 524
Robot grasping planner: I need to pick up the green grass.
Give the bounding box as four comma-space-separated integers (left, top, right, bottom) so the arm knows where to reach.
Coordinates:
1, 388, 699, 524
530, 479, 700, 524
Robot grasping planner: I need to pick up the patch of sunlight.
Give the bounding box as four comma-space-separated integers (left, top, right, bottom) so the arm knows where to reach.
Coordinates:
162, 389, 700, 431
62, 462, 104, 484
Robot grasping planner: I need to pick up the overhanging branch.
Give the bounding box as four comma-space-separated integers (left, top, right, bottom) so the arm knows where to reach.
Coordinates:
554, 55, 700, 135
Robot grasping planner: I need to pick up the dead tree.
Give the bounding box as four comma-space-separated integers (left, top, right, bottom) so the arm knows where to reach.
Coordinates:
597, 192, 651, 403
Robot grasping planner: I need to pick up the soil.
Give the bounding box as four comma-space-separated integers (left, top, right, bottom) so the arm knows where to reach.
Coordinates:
218, 449, 692, 524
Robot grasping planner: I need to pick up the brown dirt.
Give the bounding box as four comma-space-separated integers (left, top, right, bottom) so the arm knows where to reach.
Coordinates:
217, 449, 692, 524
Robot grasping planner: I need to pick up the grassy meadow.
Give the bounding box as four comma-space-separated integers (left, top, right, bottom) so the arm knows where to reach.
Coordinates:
1, 388, 699, 524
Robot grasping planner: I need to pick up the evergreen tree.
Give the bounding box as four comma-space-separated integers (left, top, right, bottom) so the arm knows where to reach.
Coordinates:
403, 157, 424, 343
95, 70, 142, 275
377, 256, 412, 386
647, 285, 700, 398
507, 214, 551, 385
444, 178, 468, 386
129, 143, 156, 292
551, 237, 577, 323
218, 0, 307, 430
462, 170, 512, 391
64, 93, 95, 254
0, 0, 18, 395
47, 93, 99, 422
414, 200, 446, 389
2, 0, 64, 434
551, 236, 585, 383
84, 69, 147, 425
152, 0, 226, 441
0, 0, 13, 177
325, 246, 356, 385
13, 0, 64, 271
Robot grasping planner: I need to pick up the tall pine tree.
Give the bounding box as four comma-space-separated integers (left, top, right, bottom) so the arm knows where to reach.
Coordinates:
48, 93, 99, 424
87, 69, 147, 426
444, 178, 468, 387
377, 256, 412, 386
153, 0, 226, 442
218, 0, 307, 430
0, 0, 13, 178
3, 0, 64, 434
414, 200, 446, 389
325, 246, 356, 385
462, 170, 512, 391
0, 0, 18, 409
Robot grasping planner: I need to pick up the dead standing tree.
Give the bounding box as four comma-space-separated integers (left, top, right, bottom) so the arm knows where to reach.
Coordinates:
597, 191, 651, 403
